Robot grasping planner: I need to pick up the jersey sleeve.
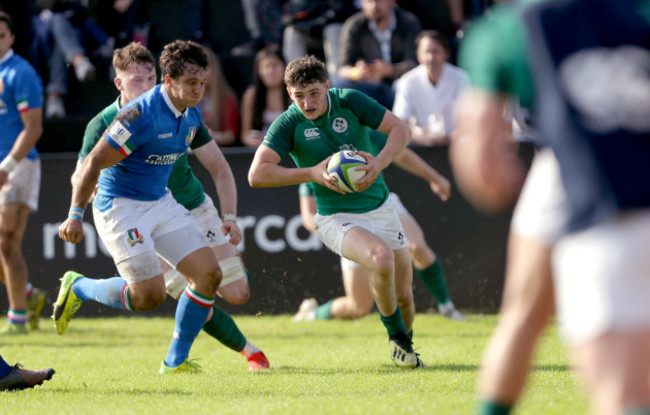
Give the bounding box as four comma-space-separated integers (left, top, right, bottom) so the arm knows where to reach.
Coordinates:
103, 104, 147, 156
14, 63, 43, 113
79, 114, 108, 161
298, 182, 315, 197
458, 4, 534, 106
189, 123, 213, 150
338, 89, 387, 130
261, 110, 297, 159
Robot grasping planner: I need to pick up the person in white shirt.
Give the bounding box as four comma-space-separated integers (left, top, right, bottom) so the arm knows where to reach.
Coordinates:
393, 30, 469, 146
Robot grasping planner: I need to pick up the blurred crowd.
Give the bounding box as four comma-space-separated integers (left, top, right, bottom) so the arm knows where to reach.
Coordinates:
0, 0, 500, 147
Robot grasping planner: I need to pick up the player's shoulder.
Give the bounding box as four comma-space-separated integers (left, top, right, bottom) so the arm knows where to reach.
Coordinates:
3, 54, 41, 82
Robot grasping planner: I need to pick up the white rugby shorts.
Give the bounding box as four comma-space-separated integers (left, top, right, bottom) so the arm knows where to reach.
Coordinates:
93, 190, 207, 284
189, 194, 230, 247
511, 148, 568, 244
0, 158, 40, 211
553, 210, 650, 345
314, 197, 408, 257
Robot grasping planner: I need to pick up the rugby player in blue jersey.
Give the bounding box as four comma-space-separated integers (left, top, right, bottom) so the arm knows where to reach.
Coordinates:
0, 12, 47, 335
56, 40, 229, 373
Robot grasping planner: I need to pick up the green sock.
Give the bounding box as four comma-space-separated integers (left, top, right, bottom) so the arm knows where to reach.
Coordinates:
202, 305, 247, 352
478, 400, 512, 415
379, 306, 407, 337
416, 257, 450, 305
315, 299, 335, 319
408, 329, 413, 340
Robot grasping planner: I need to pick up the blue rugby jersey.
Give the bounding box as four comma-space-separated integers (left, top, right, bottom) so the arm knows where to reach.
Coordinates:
95, 84, 202, 208
0, 50, 43, 160
525, 0, 650, 232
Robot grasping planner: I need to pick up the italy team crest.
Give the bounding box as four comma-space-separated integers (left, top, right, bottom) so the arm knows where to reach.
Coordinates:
126, 228, 144, 246
186, 126, 197, 146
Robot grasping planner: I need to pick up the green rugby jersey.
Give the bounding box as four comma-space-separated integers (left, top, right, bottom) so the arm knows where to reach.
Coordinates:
80, 96, 213, 210
263, 88, 391, 216
459, 0, 650, 109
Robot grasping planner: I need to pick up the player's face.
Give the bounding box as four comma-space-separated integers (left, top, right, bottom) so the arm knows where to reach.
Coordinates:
0, 22, 15, 60
288, 81, 330, 120
166, 64, 207, 111
258, 55, 285, 88
417, 37, 448, 77
115, 62, 157, 103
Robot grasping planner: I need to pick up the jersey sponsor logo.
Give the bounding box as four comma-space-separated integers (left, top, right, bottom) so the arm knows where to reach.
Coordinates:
126, 228, 144, 246
332, 117, 348, 133
158, 132, 173, 139
186, 126, 197, 146
560, 46, 650, 133
144, 153, 184, 165
304, 128, 321, 140
107, 121, 132, 146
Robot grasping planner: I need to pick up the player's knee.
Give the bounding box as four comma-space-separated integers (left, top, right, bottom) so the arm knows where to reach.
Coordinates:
396, 290, 414, 309
130, 288, 167, 311
350, 300, 374, 318
370, 245, 394, 275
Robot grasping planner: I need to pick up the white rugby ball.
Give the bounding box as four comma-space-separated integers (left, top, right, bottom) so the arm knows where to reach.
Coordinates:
326, 150, 367, 193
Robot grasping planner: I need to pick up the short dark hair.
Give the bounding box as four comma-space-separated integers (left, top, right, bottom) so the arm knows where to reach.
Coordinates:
0, 12, 14, 35
113, 42, 155, 73
415, 30, 450, 52
159, 40, 209, 79
284, 55, 328, 88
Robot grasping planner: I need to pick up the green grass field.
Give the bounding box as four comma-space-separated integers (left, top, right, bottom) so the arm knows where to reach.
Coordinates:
0, 314, 589, 414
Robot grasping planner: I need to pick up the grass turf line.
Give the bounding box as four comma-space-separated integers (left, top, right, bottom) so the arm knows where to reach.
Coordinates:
0, 314, 589, 414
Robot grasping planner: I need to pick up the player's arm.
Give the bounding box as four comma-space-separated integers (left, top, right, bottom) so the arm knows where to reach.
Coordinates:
248, 145, 344, 193
299, 194, 317, 234
193, 139, 242, 245
59, 139, 125, 244
0, 108, 42, 187
393, 148, 451, 201
449, 89, 524, 212
354, 110, 410, 192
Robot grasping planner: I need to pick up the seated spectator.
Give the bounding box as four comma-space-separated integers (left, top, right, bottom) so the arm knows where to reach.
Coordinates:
199, 48, 240, 146
240, 44, 291, 148
282, 0, 359, 78
392, 30, 469, 146
93, 0, 147, 49
33, 1, 113, 119
335, 0, 420, 108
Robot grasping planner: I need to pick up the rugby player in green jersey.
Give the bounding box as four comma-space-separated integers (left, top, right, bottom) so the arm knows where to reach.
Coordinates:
249, 55, 424, 368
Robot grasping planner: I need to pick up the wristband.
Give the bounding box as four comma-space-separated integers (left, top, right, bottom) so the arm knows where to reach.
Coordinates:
68, 206, 85, 221
0, 156, 17, 174
223, 213, 237, 222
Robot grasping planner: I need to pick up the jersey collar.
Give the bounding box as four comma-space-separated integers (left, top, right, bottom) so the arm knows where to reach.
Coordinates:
0, 49, 14, 66
161, 85, 186, 118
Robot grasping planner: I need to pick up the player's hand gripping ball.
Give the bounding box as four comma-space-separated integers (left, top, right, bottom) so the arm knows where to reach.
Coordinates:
326, 150, 367, 192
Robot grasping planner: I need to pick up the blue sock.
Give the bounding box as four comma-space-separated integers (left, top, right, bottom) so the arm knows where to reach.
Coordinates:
164, 287, 215, 368
0, 354, 11, 378
72, 276, 129, 310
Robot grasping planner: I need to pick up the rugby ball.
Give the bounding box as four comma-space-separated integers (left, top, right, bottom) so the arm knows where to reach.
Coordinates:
326, 150, 367, 193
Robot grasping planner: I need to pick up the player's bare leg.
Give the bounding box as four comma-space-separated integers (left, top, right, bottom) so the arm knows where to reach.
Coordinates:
479, 232, 554, 409
330, 266, 374, 319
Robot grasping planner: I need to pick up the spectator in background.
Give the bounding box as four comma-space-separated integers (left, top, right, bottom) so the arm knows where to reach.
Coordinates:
282, 0, 359, 79
35, 1, 114, 119
392, 30, 469, 146
240, 44, 291, 148
199, 48, 239, 147
0, 12, 47, 335
93, 0, 146, 49
335, 0, 420, 108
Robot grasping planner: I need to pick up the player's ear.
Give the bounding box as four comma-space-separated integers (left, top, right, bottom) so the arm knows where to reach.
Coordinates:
113, 76, 122, 91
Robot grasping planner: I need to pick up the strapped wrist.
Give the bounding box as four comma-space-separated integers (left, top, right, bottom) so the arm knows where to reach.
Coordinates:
223, 213, 237, 222
0, 156, 17, 174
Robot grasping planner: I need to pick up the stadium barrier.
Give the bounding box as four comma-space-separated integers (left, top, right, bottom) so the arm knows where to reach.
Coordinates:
1, 145, 532, 316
